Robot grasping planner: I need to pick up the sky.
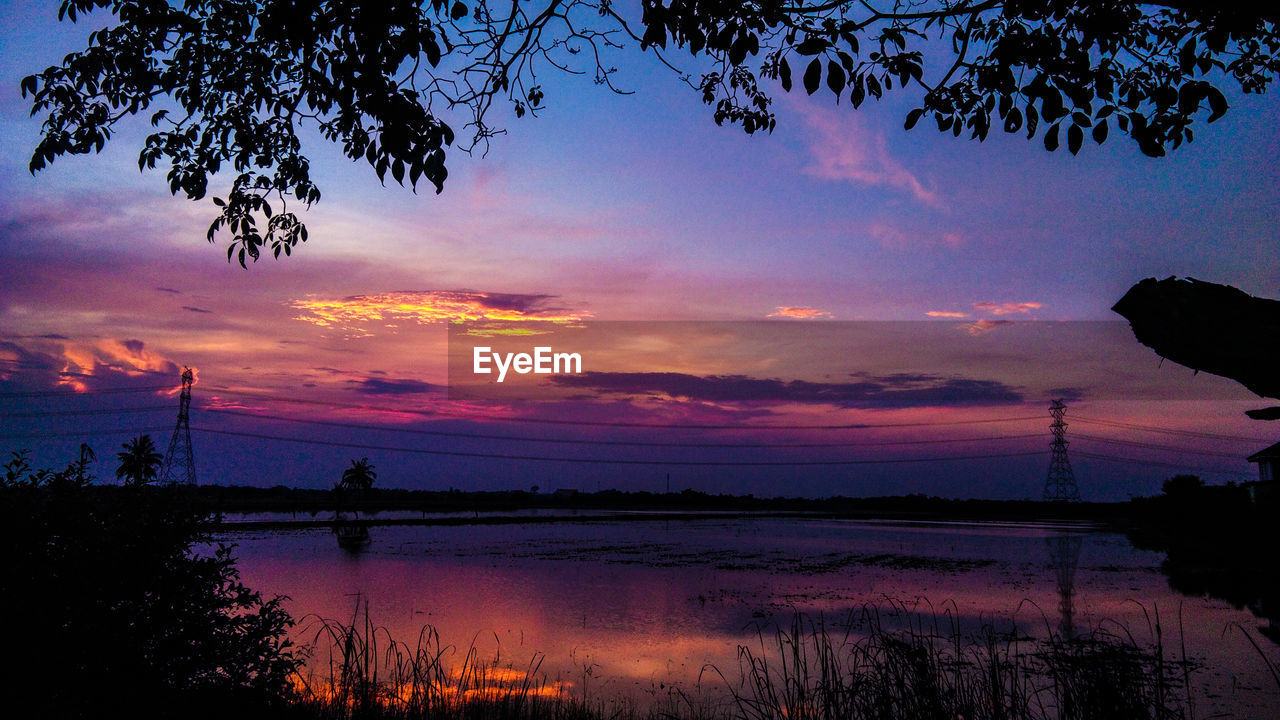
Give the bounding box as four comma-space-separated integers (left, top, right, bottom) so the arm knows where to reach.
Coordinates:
1, 2, 1278, 499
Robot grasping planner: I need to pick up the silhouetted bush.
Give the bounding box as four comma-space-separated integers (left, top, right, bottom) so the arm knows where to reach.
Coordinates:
0, 450, 301, 718
1161, 474, 1204, 496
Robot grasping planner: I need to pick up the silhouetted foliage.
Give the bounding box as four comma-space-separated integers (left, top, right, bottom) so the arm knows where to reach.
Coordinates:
1161, 473, 1204, 496
338, 456, 378, 493
116, 432, 164, 485
0, 449, 301, 718
1128, 482, 1280, 644
22, 2, 1278, 262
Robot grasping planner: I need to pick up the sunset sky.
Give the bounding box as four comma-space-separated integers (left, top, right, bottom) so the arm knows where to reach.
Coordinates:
1, 1, 1277, 499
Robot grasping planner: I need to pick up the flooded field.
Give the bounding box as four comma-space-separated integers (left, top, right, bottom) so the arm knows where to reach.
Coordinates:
219, 514, 1279, 717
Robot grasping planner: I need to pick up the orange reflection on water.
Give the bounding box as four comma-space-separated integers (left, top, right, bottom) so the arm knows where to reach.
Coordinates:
292, 624, 574, 713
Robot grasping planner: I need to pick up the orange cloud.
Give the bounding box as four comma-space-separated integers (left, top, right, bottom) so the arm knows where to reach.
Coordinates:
67, 340, 185, 382
926, 310, 969, 318
973, 301, 1042, 316
962, 319, 1015, 336
768, 306, 833, 320
291, 290, 590, 332
2, 337, 186, 394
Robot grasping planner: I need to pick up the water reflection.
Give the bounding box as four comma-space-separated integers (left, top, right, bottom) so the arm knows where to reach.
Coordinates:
221, 515, 1279, 716
333, 522, 372, 555
1046, 532, 1084, 639
331, 509, 373, 555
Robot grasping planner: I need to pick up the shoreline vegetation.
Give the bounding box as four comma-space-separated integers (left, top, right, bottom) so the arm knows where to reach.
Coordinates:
291, 602, 1219, 720
5, 448, 1278, 718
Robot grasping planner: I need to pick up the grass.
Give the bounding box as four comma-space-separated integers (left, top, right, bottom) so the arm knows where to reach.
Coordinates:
292, 602, 646, 720
286, 599, 1228, 720
719, 601, 1197, 720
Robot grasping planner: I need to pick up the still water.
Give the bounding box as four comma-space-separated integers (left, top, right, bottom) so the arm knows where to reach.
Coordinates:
219, 513, 1278, 716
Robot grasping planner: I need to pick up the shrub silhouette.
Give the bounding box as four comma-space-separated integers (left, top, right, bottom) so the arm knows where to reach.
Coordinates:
0, 449, 301, 718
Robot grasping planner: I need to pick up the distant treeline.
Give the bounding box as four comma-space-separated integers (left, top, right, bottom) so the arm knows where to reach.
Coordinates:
189, 483, 1134, 522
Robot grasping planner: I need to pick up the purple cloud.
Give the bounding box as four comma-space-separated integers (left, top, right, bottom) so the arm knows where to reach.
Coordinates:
351, 377, 439, 396
551, 371, 1022, 409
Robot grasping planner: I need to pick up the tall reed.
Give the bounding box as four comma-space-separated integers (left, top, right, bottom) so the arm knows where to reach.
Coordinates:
720, 600, 1197, 720
290, 601, 1225, 720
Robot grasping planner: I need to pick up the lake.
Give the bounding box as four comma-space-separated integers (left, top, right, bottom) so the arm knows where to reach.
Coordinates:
218, 512, 1279, 717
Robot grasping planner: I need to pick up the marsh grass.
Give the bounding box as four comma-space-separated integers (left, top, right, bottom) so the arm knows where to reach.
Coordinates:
292, 602, 615, 720
718, 599, 1208, 720
290, 601, 1231, 720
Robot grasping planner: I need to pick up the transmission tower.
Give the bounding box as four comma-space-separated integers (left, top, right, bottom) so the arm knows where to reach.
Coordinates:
160, 367, 197, 485
1043, 399, 1079, 501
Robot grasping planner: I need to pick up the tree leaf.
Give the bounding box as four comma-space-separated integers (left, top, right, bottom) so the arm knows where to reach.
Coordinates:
850, 76, 865, 108
904, 108, 924, 130
826, 61, 846, 97
1179, 38, 1196, 74
795, 38, 829, 56
803, 58, 821, 95
729, 36, 747, 66
641, 21, 666, 49
866, 74, 881, 99
1044, 123, 1060, 151
1092, 118, 1108, 144
1206, 87, 1228, 122
1067, 124, 1083, 155
1003, 106, 1023, 133
1041, 90, 1066, 122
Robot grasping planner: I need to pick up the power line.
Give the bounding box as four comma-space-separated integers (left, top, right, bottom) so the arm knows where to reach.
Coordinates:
191, 426, 1045, 467
1073, 415, 1270, 443
1074, 433, 1247, 459
0, 384, 175, 398
205, 387, 1047, 430
0, 410, 1251, 476
0, 405, 172, 418
203, 407, 1045, 449
0, 385, 1262, 473
1073, 451, 1246, 476
0, 404, 1251, 456
0, 426, 172, 441
0, 399, 1255, 462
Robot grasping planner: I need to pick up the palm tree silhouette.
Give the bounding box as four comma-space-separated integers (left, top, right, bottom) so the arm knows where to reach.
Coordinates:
116, 434, 163, 485
337, 457, 376, 493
